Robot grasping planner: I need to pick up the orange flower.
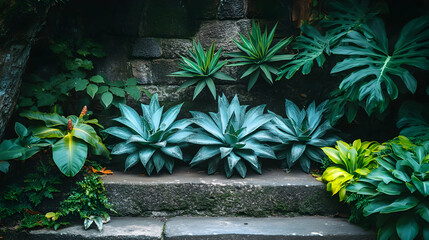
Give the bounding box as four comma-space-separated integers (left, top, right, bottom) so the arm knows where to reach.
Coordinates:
67, 119, 73, 131
79, 105, 87, 119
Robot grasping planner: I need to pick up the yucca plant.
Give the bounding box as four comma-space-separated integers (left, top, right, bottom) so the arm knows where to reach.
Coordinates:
189, 94, 277, 178
20, 106, 109, 177
104, 94, 192, 175
169, 41, 234, 100
227, 20, 293, 90
320, 139, 380, 201
347, 138, 429, 240
267, 99, 339, 173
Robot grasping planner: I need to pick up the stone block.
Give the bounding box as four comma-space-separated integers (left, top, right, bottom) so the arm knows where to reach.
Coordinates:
195, 19, 251, 54
131, 38, 161, 58
159, 39, 193, 59
130, 60, 153, 84
218, 0, 246, 19
184, 0, 220, 19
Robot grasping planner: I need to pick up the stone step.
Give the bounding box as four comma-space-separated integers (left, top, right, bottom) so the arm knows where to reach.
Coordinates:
101, 167, 347, 217
20, 217, 374, 240
164, 216, 375, 240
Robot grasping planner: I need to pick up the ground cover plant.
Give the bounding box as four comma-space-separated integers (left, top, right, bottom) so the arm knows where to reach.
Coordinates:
347, 138, 429, 240
104, 94, 192, 175
320, 139, 380, 201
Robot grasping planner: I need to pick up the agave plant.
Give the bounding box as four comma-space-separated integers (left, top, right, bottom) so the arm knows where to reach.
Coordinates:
320, 139, 380, 201
267, 99, 339, 173
169, 41, 234, 100
20, 106, 109, 177
189, 94, 277, 178
0, 122, 51, 173
331, 16, 429, 115
227, 20, 293, 90
347, 138, 429, 240
104, 94, 192, 175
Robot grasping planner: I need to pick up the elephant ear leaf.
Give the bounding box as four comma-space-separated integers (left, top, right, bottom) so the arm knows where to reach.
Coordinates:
20, 111, 68, 127
52, 134, 88, 177
331, 16, 429, 116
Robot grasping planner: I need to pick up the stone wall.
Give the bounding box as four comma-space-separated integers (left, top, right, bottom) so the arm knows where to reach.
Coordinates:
47, 0, 331, 115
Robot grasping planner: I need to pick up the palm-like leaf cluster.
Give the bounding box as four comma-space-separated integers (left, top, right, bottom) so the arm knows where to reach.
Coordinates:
227, 21, 293, 90
169, 41, 234, 100
267, 100, 339, 172
188, 94, 277, 178
104, 94, 192, 175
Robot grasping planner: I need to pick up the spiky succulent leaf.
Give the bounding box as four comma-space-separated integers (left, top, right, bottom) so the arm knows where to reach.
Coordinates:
331, 16, 429, 116
269, 99, 339, 173
104, 94, 190, 175
189, 94, 277, 178
169, 41, 233, 100
347, 137, 429, 239
227, 20, 293, 90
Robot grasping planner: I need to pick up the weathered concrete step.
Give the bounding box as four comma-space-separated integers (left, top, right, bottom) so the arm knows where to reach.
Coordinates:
19, 216, 374, 240
102, 167, 347, 217
164, 216, 375, 240
27, 217, 164, 240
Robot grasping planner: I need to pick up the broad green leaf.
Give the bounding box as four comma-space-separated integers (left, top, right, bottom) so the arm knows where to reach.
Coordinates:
110, 87, 125, 97
396, 215, 419, 240
74, 78, 89, 91
101, 92, 113, 108
52, 134, 88, 177
86, 84, 98, 99
90, 75, 104, 83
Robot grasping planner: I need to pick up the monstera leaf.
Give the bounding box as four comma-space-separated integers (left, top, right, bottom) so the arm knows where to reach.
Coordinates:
331, 16, 429, 115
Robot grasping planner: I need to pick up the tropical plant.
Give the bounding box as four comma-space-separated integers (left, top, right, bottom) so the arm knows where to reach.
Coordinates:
188, 94, 277, 178
277, 0, 380, 80
20, 106, 109, 177
330, 16, 429, 116
0, 122, 51, 173
347, 138, 429, 240
104, 94, 192, 175
320, 139, 380, 201
169, 41, 234, 100
397, 101, 429, 142
227, 20, 293, 90
267, 99, 339, 173
46, 173, 115, 231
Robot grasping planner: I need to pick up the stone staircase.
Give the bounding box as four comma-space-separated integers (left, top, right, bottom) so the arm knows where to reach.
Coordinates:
22, 166, 375, 239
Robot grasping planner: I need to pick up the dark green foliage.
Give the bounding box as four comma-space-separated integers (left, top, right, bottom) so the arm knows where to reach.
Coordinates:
267, 100, 339, 172
19, 213, 69, 230
331, 16, 429, 116
189, 94, 277, 178
347, 138, 429, 240
0, 162, 62, 220
227, 20, 293, 90
169, 41, 234, 100
277, 0, 380, 80
19, 40, 141, 110
55, 174, 115, 231
0, 122, 51, 173
397, 101, 429, 142
346, 193, 372, 229
104, 94, 192, 175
